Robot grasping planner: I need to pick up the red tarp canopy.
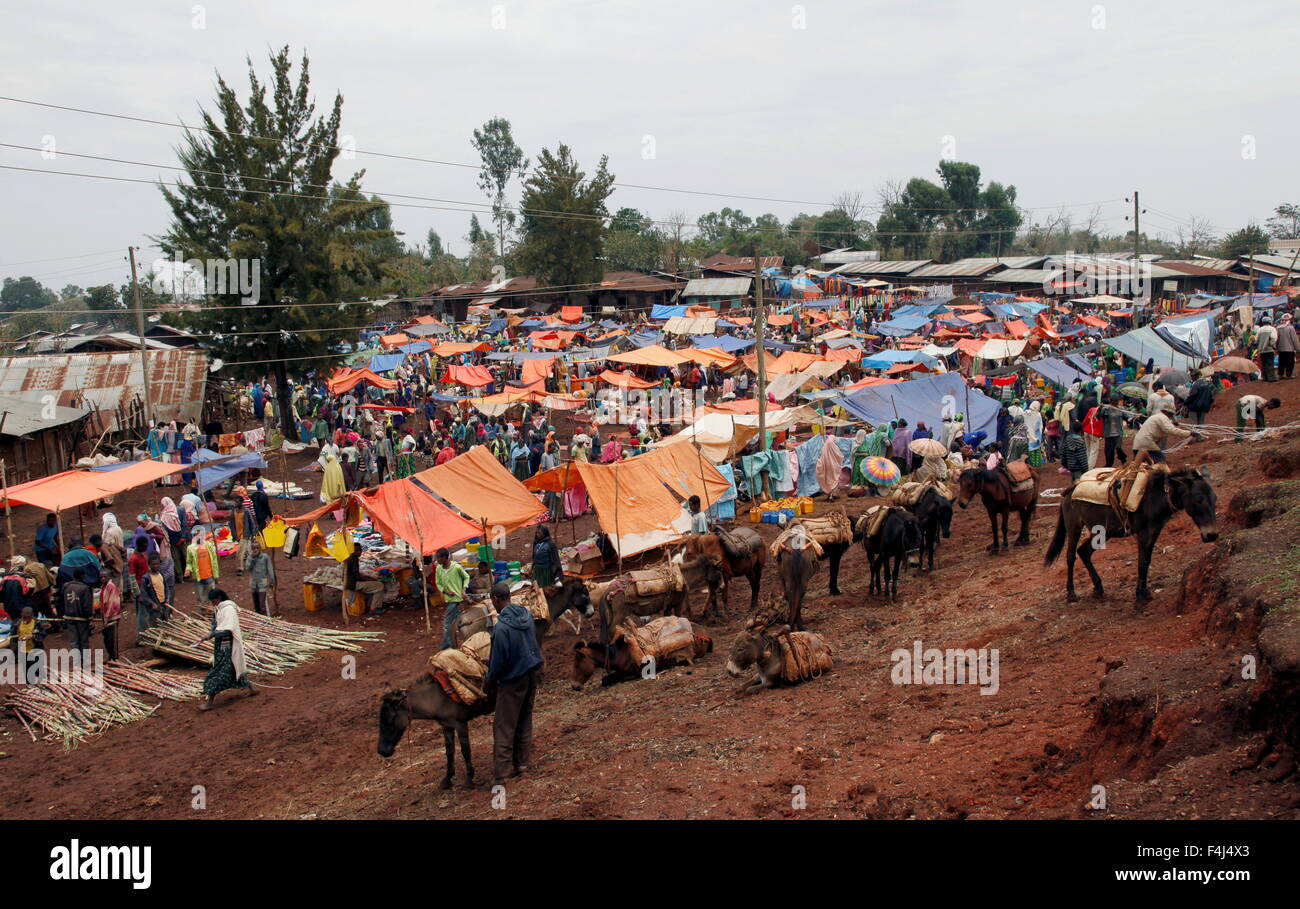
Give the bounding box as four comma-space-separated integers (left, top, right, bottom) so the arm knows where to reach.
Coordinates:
444, 364, 494, 387
359, 403, 415, 413
328, 368, 399, 394
1004, 318, 1030, 338
560, 305, 584, 323
352, 480, 483, 556
521, 358, 555, 386
3, 460, 187, 512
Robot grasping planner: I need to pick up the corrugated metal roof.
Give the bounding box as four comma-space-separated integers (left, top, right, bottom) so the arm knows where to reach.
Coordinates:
908, 258, 1008, 278
832, 260, 931, 276
683, 277, 752, 296
0, 394, 90, 437
991, 256, 1048, 269
0, 349, 208, 430
983, 268, 1056, 284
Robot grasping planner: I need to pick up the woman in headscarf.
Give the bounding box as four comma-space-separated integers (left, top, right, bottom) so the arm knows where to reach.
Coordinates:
159, 497, 186, 583
565, 435, 591, 517
320, 453, 347, 505
197, 590, 256, 711
531, 526, 563, 589
509, 438, 531, 481
395, 433, 418, 479
1023, 400, 1045, 467
99, 513, 127, 585
1006, 415, 1029, 462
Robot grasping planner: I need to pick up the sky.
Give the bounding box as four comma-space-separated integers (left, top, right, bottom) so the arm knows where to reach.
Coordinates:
1, 0, 1296, 292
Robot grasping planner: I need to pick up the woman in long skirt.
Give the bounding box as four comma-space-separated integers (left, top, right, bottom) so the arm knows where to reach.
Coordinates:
197, 591, 257, 711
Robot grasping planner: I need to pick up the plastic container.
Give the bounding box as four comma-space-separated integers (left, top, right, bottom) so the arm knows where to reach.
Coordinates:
396, 567, 414, 596
750, 507, 761, 523
303, 583, 324, 612
494, 560, 508, 572
344, 591, 367, 617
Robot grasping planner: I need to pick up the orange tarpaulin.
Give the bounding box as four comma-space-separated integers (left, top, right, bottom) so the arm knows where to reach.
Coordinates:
767, 313, 794, 327
606, 345, 692, 367
413, 445, 546, 533
959, 312, 993, 324
1004, 319, 1030, 338
431, 342, 490, 356
2, 460, 187, 512
560, 305, 584, 323
954, 338, 986, 356
822, 348, 862, 362
444, 365, 494, 387
328, 368, 399, 394
700, 399, 783, 415
1077, 314, 1109, 328
885, 362, 929, 375
600, 369, 658, 389
521, 358, 555, 386
844, 376, 904, 389
570, 441, 732, 557
381, 333, 411, 347
352, 480, 483, 556
678, 348, 738, 367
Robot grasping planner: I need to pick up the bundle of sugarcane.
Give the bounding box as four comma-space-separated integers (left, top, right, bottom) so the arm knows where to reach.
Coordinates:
5, 674, 156, 749
101, 661, 204, 701
139, 607, 384, 675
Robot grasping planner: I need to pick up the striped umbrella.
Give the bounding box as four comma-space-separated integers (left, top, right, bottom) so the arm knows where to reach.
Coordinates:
864, 456, 900, 486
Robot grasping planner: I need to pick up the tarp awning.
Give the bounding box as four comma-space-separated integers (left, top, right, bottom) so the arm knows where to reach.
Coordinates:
600, 369, 659, 389
444, 365, 494, 387
2, 459, 186, 511
352, 480, 483, 556
412, 445, 546, 533
328, 368, 399, 394
606, 345, 692, 367
835, 371, 999, 439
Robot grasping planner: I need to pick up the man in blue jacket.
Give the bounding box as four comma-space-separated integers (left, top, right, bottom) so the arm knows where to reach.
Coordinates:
486, 582, 543, 786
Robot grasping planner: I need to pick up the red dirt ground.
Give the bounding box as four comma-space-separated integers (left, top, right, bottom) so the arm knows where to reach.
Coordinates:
2, 379, 1299, 820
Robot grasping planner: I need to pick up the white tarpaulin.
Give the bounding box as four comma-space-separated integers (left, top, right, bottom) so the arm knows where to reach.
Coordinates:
977, 339, 1028, 361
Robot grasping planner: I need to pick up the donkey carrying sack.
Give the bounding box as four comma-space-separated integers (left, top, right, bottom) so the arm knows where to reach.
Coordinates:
769, 508, 852, 558
777, 631, 833, 683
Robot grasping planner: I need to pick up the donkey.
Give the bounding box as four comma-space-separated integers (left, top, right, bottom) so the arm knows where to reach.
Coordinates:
957, 466, 1039, 552
908, 486, 953, 571
680, 527, 765, 617
861, 508, 922, 599
377, 677, 495, 789
1044, 466, 1218, 603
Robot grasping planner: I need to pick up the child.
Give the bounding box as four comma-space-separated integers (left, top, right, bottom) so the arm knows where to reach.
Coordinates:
1061, 430, 1090, 483
16, 606, 49, 682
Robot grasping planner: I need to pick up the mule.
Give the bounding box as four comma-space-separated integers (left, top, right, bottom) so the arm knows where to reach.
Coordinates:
862, 508, 922, 599
1044, 466, 1218, 604
680, 527, 765, 617
570, 628, 713, 689
908, 486, 953, 571
957, 466, 1039, 552
377, 677, 495, 789
591, 555, 722, 640
776, 543, 820, 630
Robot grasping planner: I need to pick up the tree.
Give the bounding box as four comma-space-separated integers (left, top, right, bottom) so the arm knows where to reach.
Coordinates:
0, 276, 57, 312
1174, 216, 1218, 257
873, 163, 1021, 259
513, 144, 614, 290
604, 207, 662, 273
471, 118, 528, 260
1266, 203, 1300, 238
158, 47, 393, 434
86, 284, 123, 311
1218, 224, 1271, 258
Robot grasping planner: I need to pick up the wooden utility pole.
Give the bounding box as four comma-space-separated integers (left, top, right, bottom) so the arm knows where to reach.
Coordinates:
128, 247, 155, 427
753, 253, 767, 450
752, 253, 772, 500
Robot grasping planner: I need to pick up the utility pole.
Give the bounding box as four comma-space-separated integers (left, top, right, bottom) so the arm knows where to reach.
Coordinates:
1126, 191, 1146, 322
128, 247, 155, 428
753, 252, 767, 450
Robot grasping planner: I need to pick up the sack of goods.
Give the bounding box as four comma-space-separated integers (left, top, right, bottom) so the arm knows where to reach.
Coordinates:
625, 562, 683, 599
614, 616, 699, 666
768, 508, 852, 558
428, 632, 492, 705
509, 580, 550, 622
853, 504, 898, 541
777, 631, 833, 683
1004, 459, 1035, 492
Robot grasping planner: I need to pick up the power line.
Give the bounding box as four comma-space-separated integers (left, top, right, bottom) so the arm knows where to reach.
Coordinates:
0, 248, 125, 268
0, 94, 1135, 216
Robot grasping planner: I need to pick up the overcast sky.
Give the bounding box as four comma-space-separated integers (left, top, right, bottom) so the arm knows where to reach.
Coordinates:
1, 0, 1295, 292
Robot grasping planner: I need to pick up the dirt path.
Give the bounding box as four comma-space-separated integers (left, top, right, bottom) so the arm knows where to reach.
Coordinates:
3, 379, 1299, 819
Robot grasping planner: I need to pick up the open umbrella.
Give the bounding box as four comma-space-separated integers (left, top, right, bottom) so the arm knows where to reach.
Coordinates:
908, 437, 947, 457
863, 456, 900, 486
1154, 369, 1191, 388
1116, 381, 1148, 400
1210, 356, 1259, 375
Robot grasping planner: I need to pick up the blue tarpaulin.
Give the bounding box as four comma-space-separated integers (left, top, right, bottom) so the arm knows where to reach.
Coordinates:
651, 304, 689, 320
872, 313, 930, 336
628, 331, 663, 347
835, 371, 1000, 440
368, 353, 404, 373
190, 448, 268, 492
691, 335, 753, 352
1104, 326, 1201, 372
1026, 357, 1090, 388
860, 348, 939, 371
397, 341, 431, 355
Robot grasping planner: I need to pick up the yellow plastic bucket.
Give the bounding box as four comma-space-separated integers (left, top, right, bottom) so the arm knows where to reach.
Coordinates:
303, 583, 324, 612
